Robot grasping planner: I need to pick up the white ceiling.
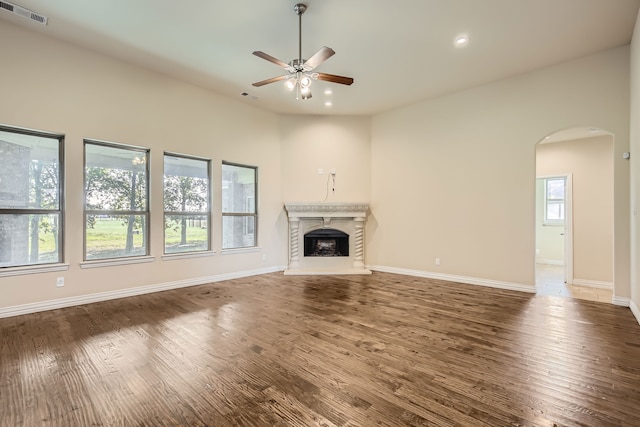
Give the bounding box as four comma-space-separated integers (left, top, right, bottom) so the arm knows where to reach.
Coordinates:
1, 0, 639, 116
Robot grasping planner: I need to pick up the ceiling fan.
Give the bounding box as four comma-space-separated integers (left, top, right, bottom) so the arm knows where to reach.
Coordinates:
252, 3, 354, 100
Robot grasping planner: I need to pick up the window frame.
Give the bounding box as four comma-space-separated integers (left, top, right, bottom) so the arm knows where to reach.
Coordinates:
163, 152, 212, 255
0, 124, 65, 269
221, 161, 258, 250
83, 139, 150, 261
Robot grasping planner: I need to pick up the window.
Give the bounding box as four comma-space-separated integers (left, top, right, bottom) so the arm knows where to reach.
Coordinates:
163, 153, 211, 254
0, 125, 64, 268
84, 141, 149, 260
222, 162, 257, 249
544, 177, 566, 224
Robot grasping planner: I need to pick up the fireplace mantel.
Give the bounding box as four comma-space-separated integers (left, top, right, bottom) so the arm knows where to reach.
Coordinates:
284, 202, 369, 218
283, 202, 371, 275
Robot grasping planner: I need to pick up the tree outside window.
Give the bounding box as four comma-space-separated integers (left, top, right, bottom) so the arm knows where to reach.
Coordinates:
164, 153, 210, 254
0, 126, 63, 268
84, 141, 149, 260
222, 163, 257, 249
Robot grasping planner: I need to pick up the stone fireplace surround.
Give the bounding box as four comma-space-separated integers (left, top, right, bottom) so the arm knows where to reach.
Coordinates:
284, 202, 371, 275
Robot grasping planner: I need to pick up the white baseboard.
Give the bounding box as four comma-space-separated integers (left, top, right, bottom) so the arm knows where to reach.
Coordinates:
0, 265, 286, 319
367, 265, 535, 294
631, 299, 640, 326
572, 278, 614, 290
613, 296, 630, 307
536, 259, 564, 266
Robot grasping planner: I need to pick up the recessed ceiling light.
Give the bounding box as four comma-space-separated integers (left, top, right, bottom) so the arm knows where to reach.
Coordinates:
324, 89, 333, 95
454, 34, 469, 48
324, 101, 333, 107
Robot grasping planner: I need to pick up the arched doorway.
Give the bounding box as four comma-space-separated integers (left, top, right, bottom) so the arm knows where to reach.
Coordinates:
535, 127, 614, 303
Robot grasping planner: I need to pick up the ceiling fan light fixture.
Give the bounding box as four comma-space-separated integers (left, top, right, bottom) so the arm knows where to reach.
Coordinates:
285, 78, 296, 90
301, 88, 312, 100
299, 75, 312, 88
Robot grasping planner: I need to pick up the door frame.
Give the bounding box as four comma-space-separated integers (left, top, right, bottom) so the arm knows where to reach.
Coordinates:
536, 173, 573, 285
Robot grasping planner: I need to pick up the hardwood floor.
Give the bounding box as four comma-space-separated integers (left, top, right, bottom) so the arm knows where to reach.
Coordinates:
1, 272, 640, 426
535, 264, 613, 303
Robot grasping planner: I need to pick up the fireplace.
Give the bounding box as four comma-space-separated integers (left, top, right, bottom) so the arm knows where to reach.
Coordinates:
304, 229, 349, 257
284, 202, 371, 275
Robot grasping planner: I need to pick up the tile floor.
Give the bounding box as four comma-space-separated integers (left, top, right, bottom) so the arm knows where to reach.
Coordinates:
535, 263, 613, 303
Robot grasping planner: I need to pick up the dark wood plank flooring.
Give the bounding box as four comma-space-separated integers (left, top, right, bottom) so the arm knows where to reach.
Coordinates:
2, 272, 640, 426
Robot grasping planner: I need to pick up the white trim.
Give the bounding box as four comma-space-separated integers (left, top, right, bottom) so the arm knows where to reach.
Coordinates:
161, 251, 216, 261
80, 256, 155, 269
535, 259, 564, 266
221, 247, 261, 255
0, 265, 287, 319
613, 296, 630, 307
0, 263, 69, 277
571, 278, 614, 290
284, 267, 372, 276
630, 299, 640, 326
564, 174, 574, 286
368, 265, 535, 294
535, 174, 573, 286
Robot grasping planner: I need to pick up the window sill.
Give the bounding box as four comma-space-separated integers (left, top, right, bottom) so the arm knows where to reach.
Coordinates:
0, 263, 70, 277
221, 247, 261, 255
162, 251, 216, 261
80, 256, 155, 269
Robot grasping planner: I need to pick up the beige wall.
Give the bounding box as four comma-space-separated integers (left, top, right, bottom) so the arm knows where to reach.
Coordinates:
1, 17, 636, 313
536, 136, 614, 284
630, 10, 640, 314
0, 22, 287, 310
370, 46, 630, 293
280, 115, 371, 203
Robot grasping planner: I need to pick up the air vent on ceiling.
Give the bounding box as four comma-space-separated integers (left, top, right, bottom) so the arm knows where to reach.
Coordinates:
0, 1, 47, 25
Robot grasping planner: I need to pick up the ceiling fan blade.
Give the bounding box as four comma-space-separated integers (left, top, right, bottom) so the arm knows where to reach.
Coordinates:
316, 73, 354, 86
305, 46, 335, 70
253, 51, 290, 69
252, 75, 288, 87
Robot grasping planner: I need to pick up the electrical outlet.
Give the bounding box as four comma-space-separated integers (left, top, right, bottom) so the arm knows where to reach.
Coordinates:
435, 258, 441, 266
56, 277, 64, 287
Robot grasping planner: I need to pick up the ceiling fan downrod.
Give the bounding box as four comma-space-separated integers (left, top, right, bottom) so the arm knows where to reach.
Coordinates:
294, 3, 306, 64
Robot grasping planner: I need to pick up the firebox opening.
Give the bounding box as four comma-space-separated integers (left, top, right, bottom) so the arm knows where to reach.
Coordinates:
304, 228, 349, 257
